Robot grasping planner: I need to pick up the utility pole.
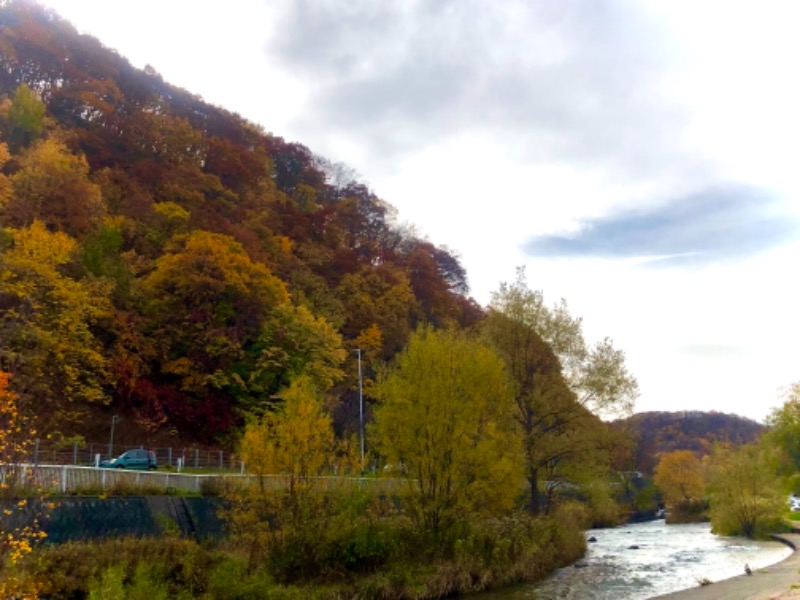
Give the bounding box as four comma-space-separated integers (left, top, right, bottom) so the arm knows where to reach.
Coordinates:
108, 415, 119, 459
356, 349, 364, 466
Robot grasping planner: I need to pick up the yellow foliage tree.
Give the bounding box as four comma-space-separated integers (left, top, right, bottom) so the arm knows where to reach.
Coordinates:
707, 443, 784, 538
241, 375, 336, 489
7, 137, 105, 236
372, 327, 523, 537
0, 221, 112, 426
232, 376, 351, 569
653, 450, 706, 510
0, 371, 46, 597
355, 323, 383, 394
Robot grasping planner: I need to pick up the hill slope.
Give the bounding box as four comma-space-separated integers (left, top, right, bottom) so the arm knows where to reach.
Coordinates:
618, 410, 764, 474
0, 1, 482, 445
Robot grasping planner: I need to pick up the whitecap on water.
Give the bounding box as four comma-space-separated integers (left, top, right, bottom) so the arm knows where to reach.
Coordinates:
478, 520, 791, 600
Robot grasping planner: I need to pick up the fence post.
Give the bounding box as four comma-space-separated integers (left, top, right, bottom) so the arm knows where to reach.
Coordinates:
240, 461, 245, 475
168, 447, 172, 468
72, 441, 78, 465
61, 465, 67, 493
194, 448, 199, 469
219, 451, 223, 470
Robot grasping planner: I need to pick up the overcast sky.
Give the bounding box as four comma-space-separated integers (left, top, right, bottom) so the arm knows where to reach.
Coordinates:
40, 0, 800, 422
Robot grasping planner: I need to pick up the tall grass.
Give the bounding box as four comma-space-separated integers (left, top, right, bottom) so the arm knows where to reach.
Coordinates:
5, 483, 589, 599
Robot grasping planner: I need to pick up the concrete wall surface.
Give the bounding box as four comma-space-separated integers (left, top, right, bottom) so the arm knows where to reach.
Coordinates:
23, 496, 227, 543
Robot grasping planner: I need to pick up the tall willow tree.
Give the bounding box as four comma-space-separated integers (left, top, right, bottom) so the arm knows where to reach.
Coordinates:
484, 270, 635, 515
372, 327, 522, 540
490, 268, 638, 418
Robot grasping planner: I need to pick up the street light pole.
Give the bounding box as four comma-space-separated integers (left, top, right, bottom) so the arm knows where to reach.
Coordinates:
356, 349, 364, 466
108, 415, 119, 459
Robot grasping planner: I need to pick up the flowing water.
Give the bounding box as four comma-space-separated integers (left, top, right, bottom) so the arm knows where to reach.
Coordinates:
481, 520, 792, 599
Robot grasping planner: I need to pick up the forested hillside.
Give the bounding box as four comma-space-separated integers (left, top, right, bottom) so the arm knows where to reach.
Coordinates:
618, 411, 764, 474
0, 1, 482, 445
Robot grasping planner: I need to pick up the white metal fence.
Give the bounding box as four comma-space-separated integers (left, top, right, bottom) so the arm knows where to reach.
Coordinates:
0, 464, 406, 495
28, 442, 240, 471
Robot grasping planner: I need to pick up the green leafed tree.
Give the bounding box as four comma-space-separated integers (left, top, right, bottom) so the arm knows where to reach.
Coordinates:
140, 230, 345, 433
490, 268, 639, 418
244, 303, 346, 404
371, 326, 523, 540
706, 443, 784, 538
764, 382, 800, 472
484, 273, 630, 516
3, 83, 47, 150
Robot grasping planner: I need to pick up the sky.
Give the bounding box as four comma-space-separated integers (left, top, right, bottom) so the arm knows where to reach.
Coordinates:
38, 0, 800, 422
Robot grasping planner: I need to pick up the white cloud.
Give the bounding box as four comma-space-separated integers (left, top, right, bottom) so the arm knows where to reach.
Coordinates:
39, 0, 800, 421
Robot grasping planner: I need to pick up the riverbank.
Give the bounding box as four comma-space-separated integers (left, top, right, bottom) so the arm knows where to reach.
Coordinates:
652, 533, 800, 600
2, 508, 589, 598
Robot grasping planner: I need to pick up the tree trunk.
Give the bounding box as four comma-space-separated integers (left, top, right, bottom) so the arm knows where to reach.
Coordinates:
527, 467, 540, 515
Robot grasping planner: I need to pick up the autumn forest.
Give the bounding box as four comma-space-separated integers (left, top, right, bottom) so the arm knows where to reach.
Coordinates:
2, 2, 794, 598
0, 1, 494, 446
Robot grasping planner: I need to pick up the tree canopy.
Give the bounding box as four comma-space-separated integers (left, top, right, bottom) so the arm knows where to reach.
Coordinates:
490, 268, 638, 418
485, 270, 634, 515
653, 450, 705, 509
0, 0, 482, 443
372, 327, 522, 537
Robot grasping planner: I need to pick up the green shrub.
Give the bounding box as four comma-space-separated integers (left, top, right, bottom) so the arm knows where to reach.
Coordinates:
127, 563, 170, 600
324, 518, 398, 573
206, 556, 275, 600
88, 563, 126, 600
23, 537, 222, 598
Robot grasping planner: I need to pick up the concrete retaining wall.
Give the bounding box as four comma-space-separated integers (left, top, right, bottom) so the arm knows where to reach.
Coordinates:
21, 496, 227, 543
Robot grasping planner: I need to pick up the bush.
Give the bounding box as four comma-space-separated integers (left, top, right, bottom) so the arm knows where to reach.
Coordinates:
21, 537, 221, 598
666, 499, 708, 524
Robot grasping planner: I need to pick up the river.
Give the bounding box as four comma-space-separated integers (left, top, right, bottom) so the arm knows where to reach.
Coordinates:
480, 520, 792, 599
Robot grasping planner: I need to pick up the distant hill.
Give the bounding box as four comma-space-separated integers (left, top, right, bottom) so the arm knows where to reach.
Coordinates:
616, 411, 764, 475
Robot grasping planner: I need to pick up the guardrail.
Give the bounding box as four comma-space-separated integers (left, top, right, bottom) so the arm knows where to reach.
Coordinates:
27, 442, 241, 470
0, 464, 406, 495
